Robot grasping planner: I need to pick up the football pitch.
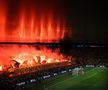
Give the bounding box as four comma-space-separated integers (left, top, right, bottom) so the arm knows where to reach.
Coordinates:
25, 67, 108, 90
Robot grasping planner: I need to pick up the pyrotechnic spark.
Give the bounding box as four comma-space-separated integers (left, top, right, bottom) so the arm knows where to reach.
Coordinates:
0, 45, 67, 71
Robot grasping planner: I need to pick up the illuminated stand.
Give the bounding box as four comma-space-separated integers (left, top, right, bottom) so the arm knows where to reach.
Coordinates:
0, 44, 74, 78
9, 61, 71, 77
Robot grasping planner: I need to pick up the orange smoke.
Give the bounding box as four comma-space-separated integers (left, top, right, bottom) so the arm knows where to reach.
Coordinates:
0, 0, 69, 43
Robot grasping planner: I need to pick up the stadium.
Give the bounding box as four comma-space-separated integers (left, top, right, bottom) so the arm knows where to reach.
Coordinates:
0, 44, 108, 90
0, 0, 107, 90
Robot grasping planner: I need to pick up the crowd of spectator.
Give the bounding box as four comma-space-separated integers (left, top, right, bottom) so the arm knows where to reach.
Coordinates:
61, 46, 108, 67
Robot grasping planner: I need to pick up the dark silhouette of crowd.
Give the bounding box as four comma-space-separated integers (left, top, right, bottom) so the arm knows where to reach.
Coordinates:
61, 46, 108, 67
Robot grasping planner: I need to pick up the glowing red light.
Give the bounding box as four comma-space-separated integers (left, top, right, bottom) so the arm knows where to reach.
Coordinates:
0, 1, 69, 43
0, 1, 72, 72
0, 45, 67, 71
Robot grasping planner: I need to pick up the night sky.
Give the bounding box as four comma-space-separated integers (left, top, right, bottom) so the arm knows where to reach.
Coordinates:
58, 0, 107, 43
0, 0, 107, 43
73, 1, 107, 43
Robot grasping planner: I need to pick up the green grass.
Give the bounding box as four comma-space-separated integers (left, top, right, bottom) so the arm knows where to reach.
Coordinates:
24, 67, 108, 90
